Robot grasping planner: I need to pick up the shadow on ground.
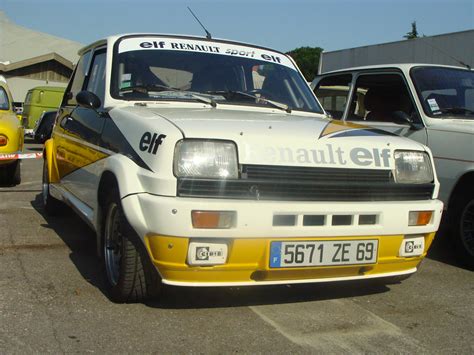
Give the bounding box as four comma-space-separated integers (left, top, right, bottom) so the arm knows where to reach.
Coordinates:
31, 193, 109, 298
426, 222, 471, 270
30, 192, 470, 308
147, 280, 393, 309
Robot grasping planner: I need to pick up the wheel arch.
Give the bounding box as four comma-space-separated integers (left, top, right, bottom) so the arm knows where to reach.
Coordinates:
94, 154, 152, 257
96, 170, 119, 258
448, 170, 474, 210
43, 138, 59, 183
447, 170, 474, 268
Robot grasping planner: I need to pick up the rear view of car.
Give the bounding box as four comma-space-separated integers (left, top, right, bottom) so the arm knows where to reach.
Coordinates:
0, 77, 24, 185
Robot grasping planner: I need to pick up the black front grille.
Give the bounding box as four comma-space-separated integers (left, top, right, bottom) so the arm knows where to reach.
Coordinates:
177, 165, 434, 201
243, 165, 393, 183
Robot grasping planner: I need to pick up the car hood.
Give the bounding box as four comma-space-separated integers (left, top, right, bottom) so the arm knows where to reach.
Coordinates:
110, 105, 429, 171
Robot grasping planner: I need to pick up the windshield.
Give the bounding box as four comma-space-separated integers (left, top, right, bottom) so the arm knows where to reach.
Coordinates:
0, 87, 10, 110
112, 36, 323, 113
411, 66, 474, 118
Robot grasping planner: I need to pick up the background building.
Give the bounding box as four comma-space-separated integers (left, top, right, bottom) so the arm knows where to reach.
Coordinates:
318, 29, 474, 73
0, 11, 82, 106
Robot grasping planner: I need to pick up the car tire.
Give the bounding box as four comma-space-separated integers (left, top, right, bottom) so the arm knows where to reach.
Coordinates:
102, 189, 161, 303
1, 160, 21, 186
12, 160, 21, 186
451, 191, 474, 270
9, 160, 21, 186
42, 159, 62, 215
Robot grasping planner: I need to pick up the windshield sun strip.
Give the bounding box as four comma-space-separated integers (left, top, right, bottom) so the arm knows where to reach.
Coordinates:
109, 37, 323, 113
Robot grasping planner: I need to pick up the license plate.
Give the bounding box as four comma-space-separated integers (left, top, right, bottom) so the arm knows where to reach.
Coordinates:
269, 240, 378, 268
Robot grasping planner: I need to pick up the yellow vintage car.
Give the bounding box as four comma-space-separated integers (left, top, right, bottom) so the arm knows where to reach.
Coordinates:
0, 77, 24, 185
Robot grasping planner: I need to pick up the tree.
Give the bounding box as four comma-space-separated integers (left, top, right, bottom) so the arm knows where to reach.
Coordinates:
285, 46, 323, 81
404, 21, 419, 39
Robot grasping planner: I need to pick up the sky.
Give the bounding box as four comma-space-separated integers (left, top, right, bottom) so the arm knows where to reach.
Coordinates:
1, 0, 473, 53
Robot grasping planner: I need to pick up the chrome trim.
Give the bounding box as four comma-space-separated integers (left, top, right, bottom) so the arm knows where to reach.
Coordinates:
50, 183, 95, 229
162, 268, 417, 287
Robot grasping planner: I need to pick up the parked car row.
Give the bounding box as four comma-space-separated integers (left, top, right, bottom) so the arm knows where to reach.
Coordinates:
0, 77, 59, 187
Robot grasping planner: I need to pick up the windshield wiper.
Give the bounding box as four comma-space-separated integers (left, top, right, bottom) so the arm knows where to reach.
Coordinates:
188, 92, 217, 107
438, 107, 474, 115
119, 84, 180, 93
205, 90, 292, 113
119, 85, 217, 107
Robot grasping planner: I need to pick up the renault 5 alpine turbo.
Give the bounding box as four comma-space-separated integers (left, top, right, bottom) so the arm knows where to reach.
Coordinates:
42, 34, 443, 303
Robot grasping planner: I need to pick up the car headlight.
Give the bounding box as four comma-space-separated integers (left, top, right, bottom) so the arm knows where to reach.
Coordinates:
394, 151, 433, 184
174, 140, 238, 178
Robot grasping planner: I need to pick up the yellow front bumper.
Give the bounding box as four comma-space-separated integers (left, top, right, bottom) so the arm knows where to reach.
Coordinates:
144, 233, 436, 286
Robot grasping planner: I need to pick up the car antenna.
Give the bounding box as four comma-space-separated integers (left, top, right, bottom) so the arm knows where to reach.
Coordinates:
421, 38, 471, 70
187, 6, 212, 39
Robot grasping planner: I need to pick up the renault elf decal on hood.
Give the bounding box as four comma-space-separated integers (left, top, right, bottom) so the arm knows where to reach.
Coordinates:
110, 106, 426, 171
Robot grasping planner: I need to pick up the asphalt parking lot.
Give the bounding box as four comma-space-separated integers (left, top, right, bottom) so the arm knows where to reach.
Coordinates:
0, 141, 473, 353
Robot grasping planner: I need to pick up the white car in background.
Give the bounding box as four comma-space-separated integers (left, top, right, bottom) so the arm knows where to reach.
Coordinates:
313, 64, 474, 268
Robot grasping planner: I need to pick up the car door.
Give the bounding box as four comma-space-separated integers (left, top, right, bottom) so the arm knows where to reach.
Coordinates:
55, 47, 108, 209
314, 71, 428, 145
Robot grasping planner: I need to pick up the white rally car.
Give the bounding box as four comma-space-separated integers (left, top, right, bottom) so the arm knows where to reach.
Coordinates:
43, 34, 443, 302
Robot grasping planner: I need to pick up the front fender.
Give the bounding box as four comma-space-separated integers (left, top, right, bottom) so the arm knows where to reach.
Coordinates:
100, 153, 177, 199
43, 138, 59, 183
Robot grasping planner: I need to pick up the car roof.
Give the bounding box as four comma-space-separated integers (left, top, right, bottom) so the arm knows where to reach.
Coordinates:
78, 33, 287, 57
320, 63, 470, 75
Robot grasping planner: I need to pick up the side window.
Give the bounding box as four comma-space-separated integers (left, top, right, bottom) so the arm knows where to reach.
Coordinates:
86, 49, 107, 104
24, 92, 32, 104
65, 51, 92, 106
0, 88, 9, 110
256, 64, 316, 110
314, 74, 352, 119
465, 88, 474, 111
349, 73, 416, 123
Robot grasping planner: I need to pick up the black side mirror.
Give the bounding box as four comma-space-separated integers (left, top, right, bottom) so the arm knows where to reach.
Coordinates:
393, 111, 424, 130
76, 90, 101, 110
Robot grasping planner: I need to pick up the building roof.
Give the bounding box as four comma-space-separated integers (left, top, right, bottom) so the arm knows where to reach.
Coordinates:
319, 29, 474, 73
0, 52, 75, 72
323, 29, 474, 54
0, 11, 82, 66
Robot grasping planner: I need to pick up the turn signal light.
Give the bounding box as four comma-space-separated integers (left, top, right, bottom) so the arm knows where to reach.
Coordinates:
408, 211, 433, 226
192, 211, 236, 229
0, 135, 7, 146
